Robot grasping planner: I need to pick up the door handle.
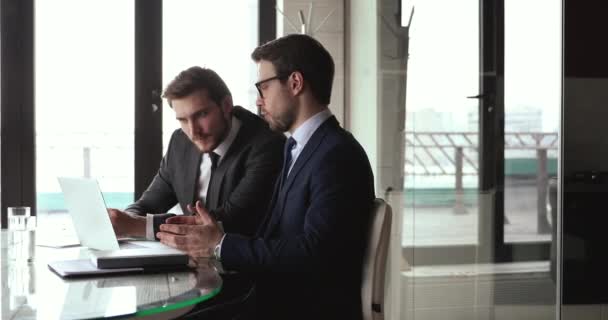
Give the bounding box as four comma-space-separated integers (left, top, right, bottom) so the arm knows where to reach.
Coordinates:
467, 93, 486, 99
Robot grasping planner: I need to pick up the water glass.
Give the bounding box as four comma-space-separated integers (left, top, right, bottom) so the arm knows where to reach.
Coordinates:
7, 206, 36, 263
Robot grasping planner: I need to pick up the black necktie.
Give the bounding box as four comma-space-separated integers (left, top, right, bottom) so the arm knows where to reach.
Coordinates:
209, 152, 220, 171
205, 152, 220, 207
280, 137, 296, 189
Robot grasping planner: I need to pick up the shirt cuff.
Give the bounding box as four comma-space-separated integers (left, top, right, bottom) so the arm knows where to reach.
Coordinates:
212, 233, 228, 273
146, 214, 155, 240
216, 233, 227, 259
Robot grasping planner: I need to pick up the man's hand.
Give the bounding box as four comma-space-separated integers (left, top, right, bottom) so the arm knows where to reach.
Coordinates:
157, 201, 224, 261
107, 208, 146, 238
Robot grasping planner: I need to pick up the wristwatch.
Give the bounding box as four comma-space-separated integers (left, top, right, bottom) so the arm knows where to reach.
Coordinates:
213, 242, 222, 261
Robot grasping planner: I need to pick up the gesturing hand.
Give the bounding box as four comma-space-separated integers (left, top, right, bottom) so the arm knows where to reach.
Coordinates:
157, 201, 224, 260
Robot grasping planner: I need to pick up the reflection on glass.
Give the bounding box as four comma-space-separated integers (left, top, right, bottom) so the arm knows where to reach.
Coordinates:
60, 283, 136, 319
7, 264, 36, 315
1, 234, 223, 319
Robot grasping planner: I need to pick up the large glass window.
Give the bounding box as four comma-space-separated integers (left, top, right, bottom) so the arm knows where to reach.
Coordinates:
35, 0, 135, 219
162, 0, 259, 151
395, 0, 560, 318
404, 0, 480, 247
503, 0, 560, 243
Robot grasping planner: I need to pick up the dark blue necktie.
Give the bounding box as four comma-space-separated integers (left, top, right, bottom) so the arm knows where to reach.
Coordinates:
280, 137, 297, 189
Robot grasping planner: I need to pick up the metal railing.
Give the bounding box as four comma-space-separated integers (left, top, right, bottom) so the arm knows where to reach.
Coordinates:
405, 131, 558, 233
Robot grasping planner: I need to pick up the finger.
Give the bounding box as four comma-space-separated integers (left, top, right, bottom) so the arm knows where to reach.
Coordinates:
157, 232, 189, 249
157, 232, 176, 247
188, 201, 205, 217
186, 201, 205, 214
195, 201, 203, 214
187, 202, 208, 223
159, 223, 194, 235
197, 200, 211, 209
165, 215, 198, 225
194, 201, 215, 225
107, 209, 121, 224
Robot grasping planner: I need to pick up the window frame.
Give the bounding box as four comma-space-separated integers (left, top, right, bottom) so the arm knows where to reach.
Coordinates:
402, 0, 552, 265
0, 0, 273, 228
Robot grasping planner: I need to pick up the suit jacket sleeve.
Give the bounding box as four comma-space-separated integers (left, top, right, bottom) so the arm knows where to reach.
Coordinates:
125, 132, 179, 217
220, 141, 374, 273
211, 132, 284, 236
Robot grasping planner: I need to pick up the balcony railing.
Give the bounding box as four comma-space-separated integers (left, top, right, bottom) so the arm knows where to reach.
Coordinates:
405, 131, 558, 233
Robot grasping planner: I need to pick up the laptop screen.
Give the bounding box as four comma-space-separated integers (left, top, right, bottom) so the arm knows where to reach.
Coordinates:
57, 177, 120, 250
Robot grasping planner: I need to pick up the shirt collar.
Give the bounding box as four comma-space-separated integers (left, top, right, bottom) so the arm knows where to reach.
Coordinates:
213, 116, 241, 160
290, 109, 333, 149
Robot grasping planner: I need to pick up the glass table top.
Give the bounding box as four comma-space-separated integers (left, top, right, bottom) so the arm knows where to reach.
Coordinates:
1, 230, 222, 319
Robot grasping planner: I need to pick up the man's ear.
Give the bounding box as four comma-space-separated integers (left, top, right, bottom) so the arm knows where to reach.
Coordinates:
221, 96, 233, 119
289, 71, 304, 96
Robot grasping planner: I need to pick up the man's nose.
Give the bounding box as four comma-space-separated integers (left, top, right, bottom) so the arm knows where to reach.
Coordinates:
187, 121, 201, 137
255, 95, 264, 107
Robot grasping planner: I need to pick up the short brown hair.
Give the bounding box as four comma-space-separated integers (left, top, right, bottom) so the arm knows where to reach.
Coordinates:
163, 66, 231, 107
251, 34, 334, 105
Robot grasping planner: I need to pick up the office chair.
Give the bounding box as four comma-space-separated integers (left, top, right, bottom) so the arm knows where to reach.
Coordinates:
361, 198, 393, 320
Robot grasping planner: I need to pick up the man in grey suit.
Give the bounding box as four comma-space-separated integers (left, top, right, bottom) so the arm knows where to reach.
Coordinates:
108, 66, 284, 258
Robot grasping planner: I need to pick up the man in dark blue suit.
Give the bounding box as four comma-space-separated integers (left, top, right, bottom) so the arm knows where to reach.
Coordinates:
158, 34, 375, 320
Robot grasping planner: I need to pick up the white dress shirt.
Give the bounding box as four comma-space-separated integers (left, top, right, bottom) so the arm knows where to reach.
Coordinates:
196, 116, 242, 201
145, 116, 241, 240
286, 108, 333, 177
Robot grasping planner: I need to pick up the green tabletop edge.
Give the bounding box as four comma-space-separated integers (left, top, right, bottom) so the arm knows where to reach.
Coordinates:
135, 284, 223, 317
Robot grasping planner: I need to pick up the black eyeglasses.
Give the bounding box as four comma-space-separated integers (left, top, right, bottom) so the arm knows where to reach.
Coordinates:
254, 75, 288, 98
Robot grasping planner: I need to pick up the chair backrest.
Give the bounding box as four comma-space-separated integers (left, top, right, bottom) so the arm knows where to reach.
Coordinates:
361, 198, 393, 320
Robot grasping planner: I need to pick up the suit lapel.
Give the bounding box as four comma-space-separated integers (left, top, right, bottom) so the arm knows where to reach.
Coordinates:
282, 117, 338, 195
263, 116, 338, 237
256, 176, 282, 237
207, 156, 227, 210
207, 108, 254, 210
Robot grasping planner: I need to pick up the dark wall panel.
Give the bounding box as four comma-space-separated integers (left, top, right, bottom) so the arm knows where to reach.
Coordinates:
562, 0, 608, 305
134, 0, 163, 200
1, 0, 36, 228
564, 0, 608, 77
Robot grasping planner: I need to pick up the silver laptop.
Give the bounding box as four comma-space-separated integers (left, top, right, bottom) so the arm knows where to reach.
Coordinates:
50, 177, 188, 275
57, 177, 184, 254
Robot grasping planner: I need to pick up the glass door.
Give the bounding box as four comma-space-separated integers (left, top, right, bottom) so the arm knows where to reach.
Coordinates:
503, 0, 560, 248
404, 0, 481, 257
401, 0, 559, 318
